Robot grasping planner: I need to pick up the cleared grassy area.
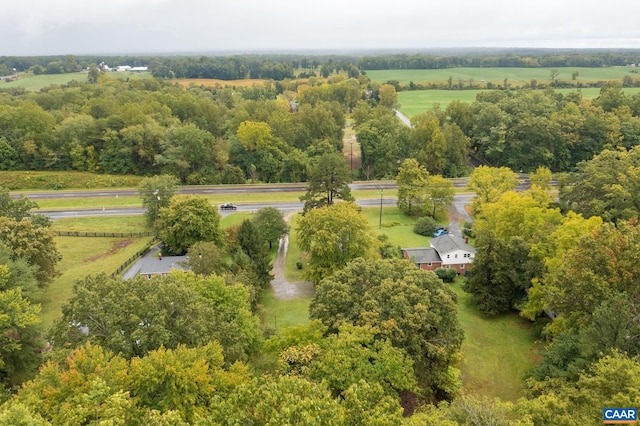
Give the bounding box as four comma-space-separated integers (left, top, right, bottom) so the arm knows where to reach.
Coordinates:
258, 289, 310, 332
41, 236, 152, 329
450, 279, 541, 401
398, 90, 482, 116
2, 72, 152, 91
367, 67, 639, 85
398, 87, 640, 117
51, 215, 148, 233
360, 206, 446, 247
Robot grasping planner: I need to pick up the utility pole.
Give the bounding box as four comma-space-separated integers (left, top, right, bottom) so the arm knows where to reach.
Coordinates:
349, 140, 353, 171
379, 186, 383, 229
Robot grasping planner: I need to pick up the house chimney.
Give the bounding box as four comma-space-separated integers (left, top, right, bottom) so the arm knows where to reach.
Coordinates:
464, 236, 469, 244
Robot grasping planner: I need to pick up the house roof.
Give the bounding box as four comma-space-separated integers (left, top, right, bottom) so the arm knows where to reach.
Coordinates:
139, 256, 189, 275
402, 247, 441, 264
430, 234, 476, 255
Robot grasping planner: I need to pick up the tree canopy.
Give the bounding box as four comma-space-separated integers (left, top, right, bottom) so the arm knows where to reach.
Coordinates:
310, 258, 464, 402
297, 202, 378, 284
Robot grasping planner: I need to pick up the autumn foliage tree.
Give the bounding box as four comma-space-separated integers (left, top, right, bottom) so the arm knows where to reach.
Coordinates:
297, 202, 378, 284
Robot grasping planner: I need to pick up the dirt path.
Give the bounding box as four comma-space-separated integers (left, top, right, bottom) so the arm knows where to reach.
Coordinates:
269, 214, 315, 300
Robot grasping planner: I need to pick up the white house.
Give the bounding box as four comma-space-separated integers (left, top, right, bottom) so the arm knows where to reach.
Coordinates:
402, 234, 475, 275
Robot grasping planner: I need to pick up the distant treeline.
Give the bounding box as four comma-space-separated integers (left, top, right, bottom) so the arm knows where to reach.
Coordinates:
3, 50, 640, 80
357, 50, 640, 70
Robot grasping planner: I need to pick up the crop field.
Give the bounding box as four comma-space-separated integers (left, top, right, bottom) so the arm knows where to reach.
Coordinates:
367, 66, 639, 85
398, 86, 640, 117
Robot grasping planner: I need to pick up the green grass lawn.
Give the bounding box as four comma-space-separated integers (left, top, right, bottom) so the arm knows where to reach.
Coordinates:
360, 206, 447, 247
398, 87, 640, 117
450, 279, 542, 401
41, 235, 152, 329
51, 215, 148, 232
258, 288, 310, 333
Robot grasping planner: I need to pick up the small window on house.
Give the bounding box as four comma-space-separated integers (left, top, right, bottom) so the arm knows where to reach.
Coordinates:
447, 254, 450, 258
455, 254, 458, 258
427, 262, 432, 266
461, 264, 465, 269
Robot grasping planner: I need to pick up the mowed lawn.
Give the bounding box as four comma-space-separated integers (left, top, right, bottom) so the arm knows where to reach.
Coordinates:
451, 281, 542, 401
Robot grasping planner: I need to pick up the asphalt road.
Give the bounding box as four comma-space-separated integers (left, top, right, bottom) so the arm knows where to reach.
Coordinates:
19, 180, 481, 201
39, 194, 476, 220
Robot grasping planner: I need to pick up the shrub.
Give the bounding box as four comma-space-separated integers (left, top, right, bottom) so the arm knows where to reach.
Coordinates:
435, 267, 458, 283
462, 221, 475, 238
413, 216, 438, 236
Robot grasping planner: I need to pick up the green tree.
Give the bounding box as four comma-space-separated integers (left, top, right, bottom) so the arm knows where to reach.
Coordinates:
467, 165, 519, 214
237, 219, 273, 288
253, 207, 288, 250
0, 265, 43, 388
51, 272, 262, 363
300, 152, 354, 212
297, 202, 378, 284
0, 217, 59, 286
302, 325, 417, 398
396, 158, 429, 216
207, 375, 347, 425
378, 84, 398, 109
463, 232, 529, 315
157, 195, 222, 255
310, 258, 464, 402
518, 353, 640, 425
411, 114, 447, 175
155, 123, 218, 183
138, 174, 178, 228
186, 241, 229, 276
560, 147, 640, 223
423, 174, 455, 219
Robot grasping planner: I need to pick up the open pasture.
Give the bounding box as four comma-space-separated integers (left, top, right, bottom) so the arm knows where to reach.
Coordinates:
398, 86, 640, 116
1, 71, 153, 91
367, 66, 639, 85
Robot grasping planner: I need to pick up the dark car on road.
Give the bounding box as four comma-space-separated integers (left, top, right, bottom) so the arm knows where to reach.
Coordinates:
219, 203, 237, 210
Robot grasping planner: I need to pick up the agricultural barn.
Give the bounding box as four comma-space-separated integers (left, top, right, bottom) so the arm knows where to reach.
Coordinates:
403, 234, 475, 275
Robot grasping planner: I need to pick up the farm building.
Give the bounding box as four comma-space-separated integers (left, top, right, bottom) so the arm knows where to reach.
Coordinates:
403, 234, 475, 275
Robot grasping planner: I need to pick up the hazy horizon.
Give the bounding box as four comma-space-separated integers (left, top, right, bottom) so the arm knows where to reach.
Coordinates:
2, 0, 639, 56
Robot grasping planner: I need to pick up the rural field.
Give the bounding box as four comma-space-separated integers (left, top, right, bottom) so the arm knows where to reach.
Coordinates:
366, 66, 639, 85
397, 86, 640, 116
1, 71, 153, 91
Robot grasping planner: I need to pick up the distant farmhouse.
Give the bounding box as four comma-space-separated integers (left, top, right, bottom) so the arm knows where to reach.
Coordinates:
99, 62, 148, 72
403, 234, 476, 276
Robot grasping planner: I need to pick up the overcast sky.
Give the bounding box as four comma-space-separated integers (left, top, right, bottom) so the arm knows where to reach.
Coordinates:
2, 0, 640, 56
